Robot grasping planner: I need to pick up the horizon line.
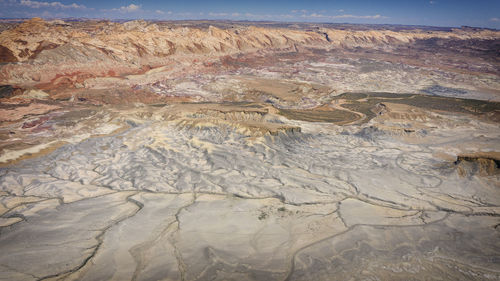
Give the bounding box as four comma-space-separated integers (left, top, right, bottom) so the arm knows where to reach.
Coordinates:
1, 17, 498, 30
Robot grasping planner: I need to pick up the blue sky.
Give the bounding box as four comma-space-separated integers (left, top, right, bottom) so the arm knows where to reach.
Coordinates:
0, 0, 499, 28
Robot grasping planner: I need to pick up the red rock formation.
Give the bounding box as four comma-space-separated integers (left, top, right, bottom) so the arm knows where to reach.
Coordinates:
0, 45, 17, 63
0, 18, 498, 102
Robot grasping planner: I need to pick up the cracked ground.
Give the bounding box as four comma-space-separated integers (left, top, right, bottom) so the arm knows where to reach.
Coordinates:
0, 20, 499, 280
0, 101, 499, 280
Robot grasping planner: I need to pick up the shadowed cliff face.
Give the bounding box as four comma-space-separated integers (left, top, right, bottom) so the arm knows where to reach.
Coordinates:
0, 18, 499, 281
0, 18, 499, 94
455, 153, 500, 176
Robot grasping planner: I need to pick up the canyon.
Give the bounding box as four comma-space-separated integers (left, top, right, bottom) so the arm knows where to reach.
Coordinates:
0, 18, 499, 280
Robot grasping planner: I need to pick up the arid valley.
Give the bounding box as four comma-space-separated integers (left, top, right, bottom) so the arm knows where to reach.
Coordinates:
0, 18, 499, 280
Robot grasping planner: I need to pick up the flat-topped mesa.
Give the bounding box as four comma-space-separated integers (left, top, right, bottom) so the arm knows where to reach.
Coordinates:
176, 109, 301, 137
176, 118, 301, 137
320, 28, 500, 48
455, 153, 500, 177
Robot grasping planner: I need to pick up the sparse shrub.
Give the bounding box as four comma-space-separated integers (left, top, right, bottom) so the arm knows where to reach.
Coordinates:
258, 211, 268, 220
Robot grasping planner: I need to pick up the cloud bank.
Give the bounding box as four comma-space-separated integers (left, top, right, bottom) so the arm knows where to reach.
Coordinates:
20, 0, 86, 9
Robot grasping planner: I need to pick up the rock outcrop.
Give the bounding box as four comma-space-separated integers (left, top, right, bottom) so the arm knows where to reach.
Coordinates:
1, 18, 499, 89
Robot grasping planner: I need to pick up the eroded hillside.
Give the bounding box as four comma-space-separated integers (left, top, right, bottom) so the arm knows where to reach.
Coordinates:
0, 19, 499, 281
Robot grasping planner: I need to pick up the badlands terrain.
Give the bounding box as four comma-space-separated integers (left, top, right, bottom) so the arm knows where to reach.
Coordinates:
0, 18, 499, 280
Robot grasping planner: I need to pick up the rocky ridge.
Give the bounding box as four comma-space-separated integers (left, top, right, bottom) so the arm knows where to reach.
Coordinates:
1, 18, 499, 88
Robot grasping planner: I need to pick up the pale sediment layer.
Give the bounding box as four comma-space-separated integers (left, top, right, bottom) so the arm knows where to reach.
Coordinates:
0, 18, 499, 281
0, 104, 499, 280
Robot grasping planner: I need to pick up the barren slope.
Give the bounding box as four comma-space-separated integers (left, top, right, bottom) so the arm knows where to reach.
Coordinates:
0, 19, 499, 281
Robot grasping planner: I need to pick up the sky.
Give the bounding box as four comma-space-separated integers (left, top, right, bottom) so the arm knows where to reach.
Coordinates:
0, 0, 499, 29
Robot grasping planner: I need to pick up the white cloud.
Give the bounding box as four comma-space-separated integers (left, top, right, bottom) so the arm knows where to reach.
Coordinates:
20, 0, 86, 9
429, 1, 436, 4
208, 12, 228, 17
152, 10, 386, 22
338, 9, 344, 12
111, 3, 140, 13
490, 17, 499, 22
332, 14, 386, 19
299, 13, 386, 20
309, 13, 325, 18
239, 13, 293, 20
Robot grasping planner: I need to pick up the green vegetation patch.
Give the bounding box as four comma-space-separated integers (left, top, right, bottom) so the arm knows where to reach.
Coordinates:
332, 92, 500, 124
278, 108, 359, 124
